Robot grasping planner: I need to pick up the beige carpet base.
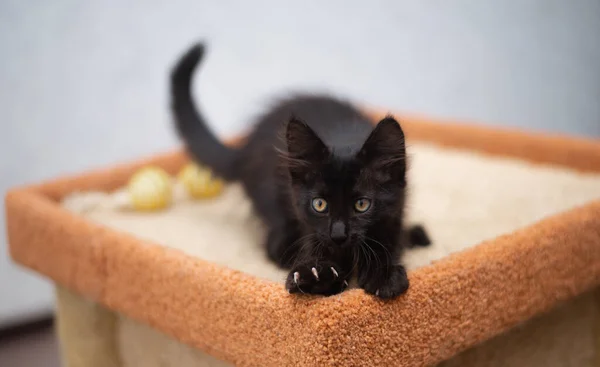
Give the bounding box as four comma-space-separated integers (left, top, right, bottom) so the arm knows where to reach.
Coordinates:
63, 143, 600, 278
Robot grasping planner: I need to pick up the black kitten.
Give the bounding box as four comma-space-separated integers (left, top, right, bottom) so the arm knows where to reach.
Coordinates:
171, 43, 428, 299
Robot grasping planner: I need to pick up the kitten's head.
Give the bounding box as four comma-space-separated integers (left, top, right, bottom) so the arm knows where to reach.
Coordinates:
282, 116, 407, 248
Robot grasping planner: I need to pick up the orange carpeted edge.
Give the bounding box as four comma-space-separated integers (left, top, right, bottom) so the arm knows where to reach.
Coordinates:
5, 112, 600, 366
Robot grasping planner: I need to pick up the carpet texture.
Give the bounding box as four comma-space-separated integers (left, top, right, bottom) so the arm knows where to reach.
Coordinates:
62, 142, 600, 279
6, 115, 600, 366
53, 285, 600, 367
54, 141, 600, 367
439, 289, 600, 367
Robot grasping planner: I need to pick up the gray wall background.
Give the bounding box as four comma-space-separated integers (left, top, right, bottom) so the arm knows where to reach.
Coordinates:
1, 0, 599, 326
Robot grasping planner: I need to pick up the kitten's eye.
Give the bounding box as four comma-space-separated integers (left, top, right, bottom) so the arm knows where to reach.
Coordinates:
311, 197, 328, 213
354, 198, 371, 213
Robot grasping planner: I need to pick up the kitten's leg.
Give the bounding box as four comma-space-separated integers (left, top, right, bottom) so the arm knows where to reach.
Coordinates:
267, 218, 310, 269
266, 220, 302, 269
285, 260, 350, 296
357, 235, 409, 299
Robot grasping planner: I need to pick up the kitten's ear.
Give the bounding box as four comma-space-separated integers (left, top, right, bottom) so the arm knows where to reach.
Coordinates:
284, 116, 329, 180
358, 116, 407, 183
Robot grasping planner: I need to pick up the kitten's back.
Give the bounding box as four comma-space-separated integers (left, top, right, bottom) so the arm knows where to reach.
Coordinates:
241, 95, 373, 167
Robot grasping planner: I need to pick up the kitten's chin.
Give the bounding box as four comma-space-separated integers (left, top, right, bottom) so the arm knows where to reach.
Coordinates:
323, 239, 351, 250
337, 239, 354, 249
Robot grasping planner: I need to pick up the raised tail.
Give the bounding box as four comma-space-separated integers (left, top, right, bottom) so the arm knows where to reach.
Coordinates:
170, 43, 238, 181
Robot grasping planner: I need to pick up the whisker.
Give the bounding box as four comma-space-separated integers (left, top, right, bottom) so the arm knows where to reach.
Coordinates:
348, 247, 360, 277
358, 241, 372, 273
364, 237, 393, 277
284, 233, 318, 267
362, 240, 380, 270
293, 234, 327, 269
365, 236, 393, 265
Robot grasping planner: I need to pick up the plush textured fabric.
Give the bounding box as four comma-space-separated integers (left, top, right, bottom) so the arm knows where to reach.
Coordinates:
440, 289, 600, 367
6, 115, 600, 366
62, 143, 600, 279
53, 285, 600, 367
55, 141, 600, 366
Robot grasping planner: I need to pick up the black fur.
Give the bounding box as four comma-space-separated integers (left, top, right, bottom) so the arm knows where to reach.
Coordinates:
170, 43, 429, 299
407, 224, 431, 248
171, 44, 238, 180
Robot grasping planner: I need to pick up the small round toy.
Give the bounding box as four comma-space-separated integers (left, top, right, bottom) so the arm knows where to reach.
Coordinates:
127, 166, 173, 211
177, 162, 224, 199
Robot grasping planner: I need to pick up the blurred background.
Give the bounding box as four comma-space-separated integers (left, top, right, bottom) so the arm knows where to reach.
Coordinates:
1, 0, 599, 365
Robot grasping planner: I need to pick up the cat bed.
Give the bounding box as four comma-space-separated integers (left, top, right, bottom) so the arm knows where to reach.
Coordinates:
6, 111, 600, 366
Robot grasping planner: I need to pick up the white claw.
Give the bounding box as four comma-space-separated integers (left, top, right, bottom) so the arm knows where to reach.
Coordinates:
343, 280, 349, 288
375, 289, 380, 296
293, 272, 300, 284
311, 267, 319, 280
330, 267, 339, 278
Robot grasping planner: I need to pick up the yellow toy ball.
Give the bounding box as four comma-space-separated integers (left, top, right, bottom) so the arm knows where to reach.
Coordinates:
177, 163, 224, 199
127, 166, 173, 211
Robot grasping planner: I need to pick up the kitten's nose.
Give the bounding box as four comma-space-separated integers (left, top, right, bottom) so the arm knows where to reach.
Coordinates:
330, 221, 348, 244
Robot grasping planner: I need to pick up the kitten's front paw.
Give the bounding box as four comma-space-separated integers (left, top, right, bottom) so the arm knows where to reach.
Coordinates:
286, 262, 348, 296
362, 265, 409, 299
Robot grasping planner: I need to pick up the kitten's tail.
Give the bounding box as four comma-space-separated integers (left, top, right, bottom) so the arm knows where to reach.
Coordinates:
170, 43, 238, 181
